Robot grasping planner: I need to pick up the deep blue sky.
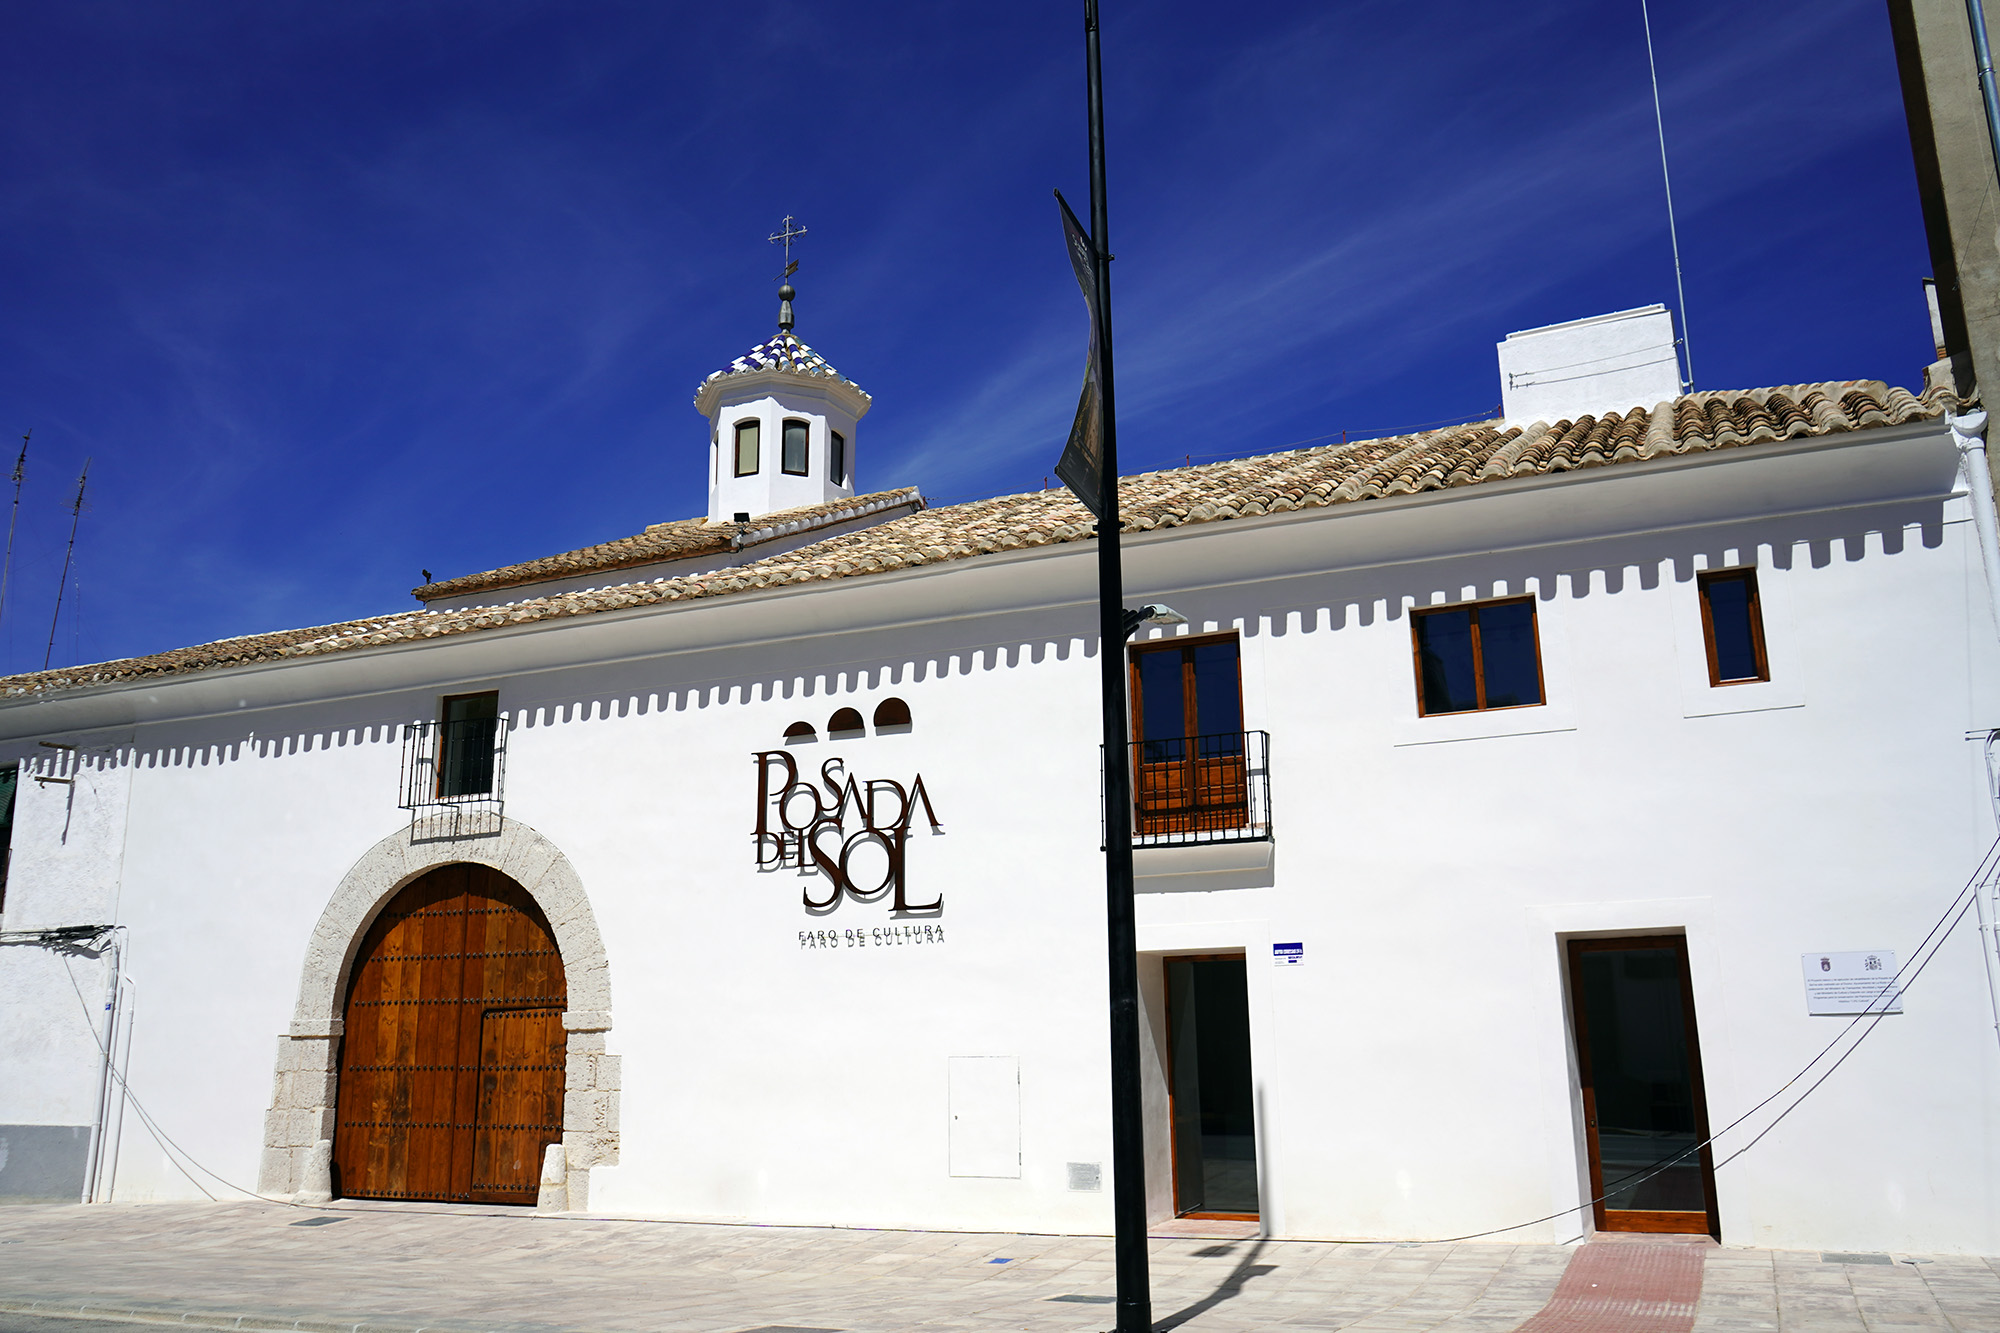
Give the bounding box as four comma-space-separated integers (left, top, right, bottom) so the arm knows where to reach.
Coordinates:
0, 0, 1935, 673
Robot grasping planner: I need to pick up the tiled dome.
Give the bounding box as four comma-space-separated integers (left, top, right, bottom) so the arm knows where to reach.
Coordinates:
695, 333, 868, 403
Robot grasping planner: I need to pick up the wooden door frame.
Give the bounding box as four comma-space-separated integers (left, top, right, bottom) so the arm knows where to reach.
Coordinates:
334, 863, 566, 1206
1564, 933, 1720, 1240
261, 819, 616, 1211
1129, 634, 1247, 838
1161, 951, 1259, 1221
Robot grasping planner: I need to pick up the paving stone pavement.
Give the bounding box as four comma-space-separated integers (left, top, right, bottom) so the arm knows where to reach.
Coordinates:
0, 1203, 1994, 1333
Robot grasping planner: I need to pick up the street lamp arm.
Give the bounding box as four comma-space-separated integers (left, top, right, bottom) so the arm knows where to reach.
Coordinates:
1120, 603, 1188, 640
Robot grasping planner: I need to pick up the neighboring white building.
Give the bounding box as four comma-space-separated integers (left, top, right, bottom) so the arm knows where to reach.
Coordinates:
1, 297, 1997, 1257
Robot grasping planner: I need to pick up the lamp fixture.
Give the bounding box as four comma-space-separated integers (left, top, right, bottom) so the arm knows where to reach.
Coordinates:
1119, 603, 1188, 640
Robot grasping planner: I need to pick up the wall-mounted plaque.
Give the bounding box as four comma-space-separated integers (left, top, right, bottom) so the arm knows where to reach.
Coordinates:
1273, 942, 1303, 967
1801, 950, 1903, 1015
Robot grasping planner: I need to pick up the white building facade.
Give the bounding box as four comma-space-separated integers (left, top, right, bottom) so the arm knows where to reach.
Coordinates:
1, 313, 1997, 1256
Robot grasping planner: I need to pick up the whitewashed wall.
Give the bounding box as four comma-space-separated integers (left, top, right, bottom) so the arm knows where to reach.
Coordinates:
0, 422, 1994, 1252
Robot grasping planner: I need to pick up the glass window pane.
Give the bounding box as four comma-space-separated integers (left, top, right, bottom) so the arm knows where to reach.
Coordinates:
1190, 642, 1242, 743
1704, 576, 1761, 681
1477, 602, 1542, 707
735, 421, 760, 476
782, 420, 809, 475
1138, 650, 1188, 747
1578, 947, 1709, 1214
441, 694, 498, 798
830, 431, 846, 485
1167, 959, 1259, 1217
0, 763, 15, 909
1415, 609, 1479, 713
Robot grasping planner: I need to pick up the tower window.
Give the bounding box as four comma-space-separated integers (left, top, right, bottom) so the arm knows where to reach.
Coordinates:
734, 420, 761, 477
830, 431, 847, 486
782, 419, 810, 476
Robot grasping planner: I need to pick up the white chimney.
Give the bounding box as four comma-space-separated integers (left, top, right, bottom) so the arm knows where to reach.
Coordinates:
1497, 304, 1683, 428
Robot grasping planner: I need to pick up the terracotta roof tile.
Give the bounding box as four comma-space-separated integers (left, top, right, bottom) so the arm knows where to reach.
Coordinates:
0, 381, 1953, 701
413, 488, 922, 600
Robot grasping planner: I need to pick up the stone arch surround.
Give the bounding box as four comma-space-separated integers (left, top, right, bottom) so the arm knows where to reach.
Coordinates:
255, 818, 617, 1212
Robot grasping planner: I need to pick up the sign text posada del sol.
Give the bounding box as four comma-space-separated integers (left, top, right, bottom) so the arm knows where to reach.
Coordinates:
753, 751, 944, 912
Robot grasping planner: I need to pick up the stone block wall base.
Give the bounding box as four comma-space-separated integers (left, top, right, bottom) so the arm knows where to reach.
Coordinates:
294, 1140, 333, 1205
535, 1143, 567, 1212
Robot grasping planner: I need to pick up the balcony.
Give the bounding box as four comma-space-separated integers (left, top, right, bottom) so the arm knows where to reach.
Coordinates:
1121, 730, 1272, 848
400, 714, 509, 836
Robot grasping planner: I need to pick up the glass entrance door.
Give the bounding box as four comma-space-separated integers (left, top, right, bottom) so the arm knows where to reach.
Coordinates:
1566, 935, 1719, 1237
1165, 955, 1259, 1218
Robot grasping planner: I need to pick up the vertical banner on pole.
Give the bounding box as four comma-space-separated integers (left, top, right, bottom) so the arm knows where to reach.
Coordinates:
1054, 190, 1105, 519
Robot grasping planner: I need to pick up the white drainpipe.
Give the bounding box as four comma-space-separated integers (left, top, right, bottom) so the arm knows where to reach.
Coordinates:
1953, 408, 2000, 1063
1952, 409, 2000, 638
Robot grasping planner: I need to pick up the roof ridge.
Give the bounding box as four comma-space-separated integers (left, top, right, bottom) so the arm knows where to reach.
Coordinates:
414, 487, 923, 600
0, 379, 1953, 701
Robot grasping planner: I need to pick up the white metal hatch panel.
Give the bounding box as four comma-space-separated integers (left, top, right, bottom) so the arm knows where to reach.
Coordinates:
947, 1056, 1020, 1178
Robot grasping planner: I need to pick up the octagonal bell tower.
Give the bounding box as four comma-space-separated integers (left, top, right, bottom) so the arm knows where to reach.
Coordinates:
694, 279, 871, 524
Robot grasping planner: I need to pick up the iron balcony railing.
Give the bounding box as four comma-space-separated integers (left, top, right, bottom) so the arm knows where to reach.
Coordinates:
400, 714, 509, 813
1118, 729, 1272, 848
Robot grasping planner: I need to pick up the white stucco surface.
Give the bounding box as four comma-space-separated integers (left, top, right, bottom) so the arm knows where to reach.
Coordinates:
1498, 304, 1683, 427
0, 419, 1994, 1251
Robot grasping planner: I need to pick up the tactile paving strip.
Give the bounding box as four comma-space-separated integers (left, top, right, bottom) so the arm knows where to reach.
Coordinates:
1514, 1241, 1706, 1333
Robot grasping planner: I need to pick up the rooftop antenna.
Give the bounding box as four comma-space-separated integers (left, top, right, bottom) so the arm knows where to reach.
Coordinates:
0, 429, 28, 640
1641, 0, 1695, 391
768, 214, 806, 333
44, 458, 88, 672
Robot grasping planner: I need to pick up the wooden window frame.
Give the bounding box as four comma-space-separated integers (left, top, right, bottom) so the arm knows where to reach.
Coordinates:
1127, 630, 1244, 740
437, 691, 500, 800
781, 418, 811, 477
733, 419, 761, 477
1409, 595, 1547, 717
1127, 632, 1249, 839
0, 762, 14, 916
1162, 951, 1259, 1221
1696, 568, 1769, 686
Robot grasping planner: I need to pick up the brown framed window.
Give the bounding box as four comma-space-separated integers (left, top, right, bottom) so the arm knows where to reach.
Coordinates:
0, 763, 14, 915
438, 692, 500, 799
1411, 596, 1544, 715
1697, 569, 1768, 685
733, 420, 761, 477
781, 419, 810, 476
829, 430, 847, 485
1129, 634, 1246, 836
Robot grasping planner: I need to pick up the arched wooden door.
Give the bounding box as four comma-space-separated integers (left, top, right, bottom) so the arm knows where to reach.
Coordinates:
333, 863, 567, 1204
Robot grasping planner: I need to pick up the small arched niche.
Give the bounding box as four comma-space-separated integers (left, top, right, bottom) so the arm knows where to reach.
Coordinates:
828, 707, 865, 738
872, 697, 913, 732
784, 720, 818, 743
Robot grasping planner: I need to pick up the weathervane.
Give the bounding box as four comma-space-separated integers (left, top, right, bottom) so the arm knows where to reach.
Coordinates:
768, 215, 806, 333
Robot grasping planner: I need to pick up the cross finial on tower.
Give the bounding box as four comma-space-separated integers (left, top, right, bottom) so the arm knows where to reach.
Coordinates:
768, 215, 807, 333
768, 215, 807, 276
